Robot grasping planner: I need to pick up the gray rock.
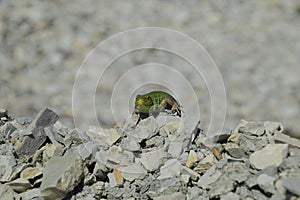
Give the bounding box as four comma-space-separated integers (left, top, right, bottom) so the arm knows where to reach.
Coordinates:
0, 183, 20, 200
103, 128, 122, 146
158, 159, 181, 179
224, 142, 245, 158
257, 174, 276, 194
40, 152, 84, 200
282, 178, 300, 196
209, 175, 235, 197
168, 141, 183, 158
0, 154, 16, 182
197, 165, 222, 189
20, 188, 41, 200
181, 166, 200, 181
221, 192, 240, 200
256, 165, 278, 177
153, 192, 185, 200
274, 132, 300, 148
270, 192, 285, 200
140, 148, 165, 171
42, 143, 64, 163
104, 146, 133, 169
264, 121, 283, 134
133, 116, 158, 142
28, 108, 59, 131
227, 162, 250, 183
249, 144, 288, 169
118, 163, 147, 181
120, 136, 140, 152
6, 178, 32, 193
235, 120, 265, 136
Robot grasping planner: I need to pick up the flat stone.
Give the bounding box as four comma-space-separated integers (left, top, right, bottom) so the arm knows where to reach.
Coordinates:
6, 178, 32, 193
181, 166, 200, 181
20, 167, 44, 180
113, 168, 123, 186
221, 192, 240, 200
158, 159, 181, 179
28, 108, 59, 130
133, 117, 157, 142
153, 192, 185, 200
282, 178, 300, 196
167, 141, 183, 158
274, 132, 300, 148
162, 120, 183, 140
42, 143, 64, 163
103, 129, 122, 146
225, 143, 245, 158
264, 121, 283, 134
40, 152, 84, 200
249, 144, 288, 169
209, 128, 232, 143
209, 175, 235, 197
119, 163, 147, 181
0, 155, 16, 182
0, 183, 20, 200
227, 163, 250, 183
197, 165, 222, 189
20, 188, 41, 200
120, 136, 140, 152
105, 146, 133, 169
257, 174, 276, 194
235, 120, 265, 136
140, 148, 165, 171
186, 150, 198, 168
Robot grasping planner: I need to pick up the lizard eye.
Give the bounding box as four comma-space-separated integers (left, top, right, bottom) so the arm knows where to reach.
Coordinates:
147, 96, 151, 101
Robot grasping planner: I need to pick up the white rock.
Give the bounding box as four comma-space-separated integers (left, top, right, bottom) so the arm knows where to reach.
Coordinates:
249, 144, 288, 169
221, 192, 240, 200
158, 159, 181, 179
153, 192, 185, 200
168, 141, 183, 158
197, 165, 222, 189
140, 148, 165, 171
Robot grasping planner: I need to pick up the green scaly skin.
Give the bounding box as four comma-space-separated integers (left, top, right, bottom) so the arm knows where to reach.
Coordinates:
133, 91, 181, 124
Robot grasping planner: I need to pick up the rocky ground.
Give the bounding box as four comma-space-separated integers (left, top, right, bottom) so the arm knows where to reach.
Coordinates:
1, 1, 300, 136
0, 108, 300, 199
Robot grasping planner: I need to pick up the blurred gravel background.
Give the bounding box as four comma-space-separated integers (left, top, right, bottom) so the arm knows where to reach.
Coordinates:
1, 1, 300, 135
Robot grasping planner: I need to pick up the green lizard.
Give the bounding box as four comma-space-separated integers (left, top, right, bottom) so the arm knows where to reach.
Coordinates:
133, 91, 182, 124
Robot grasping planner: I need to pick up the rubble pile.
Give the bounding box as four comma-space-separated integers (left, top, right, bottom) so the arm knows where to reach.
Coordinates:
0, 108, 299, 199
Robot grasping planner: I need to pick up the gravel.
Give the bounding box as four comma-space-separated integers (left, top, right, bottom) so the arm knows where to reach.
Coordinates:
0, 108, 299, 199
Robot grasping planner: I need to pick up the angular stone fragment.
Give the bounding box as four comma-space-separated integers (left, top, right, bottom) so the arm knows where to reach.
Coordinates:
186, 150, 198, 168
20, 188, 41, 200
274, 132, 300, 148
0, 183, 20, 200
104, 129, 122, 146
282, 178, 300, 196
264, 121, 282, 134
28, 108, 59, 130
225, 143, 245, 158
257, 174, 276, 194
181, 166, 200, 181
249, 144, 288, 169
158, 159, 181, 179
42, 143, 64, 163
20, 167, 44, 180
17, 108, 59, 156
6, 178, 32, 193
235, 120, 265, 136
197, 165, 222, 189
153, 192, 185, 200
40, 152, 84, 200
140, 148, 165, 171
119, 163, 147, 181
221, 192, 240, 200
168, 141, 183, 158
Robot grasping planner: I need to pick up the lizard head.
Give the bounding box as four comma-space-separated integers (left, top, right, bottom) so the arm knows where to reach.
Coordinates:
134, 94, 153, 114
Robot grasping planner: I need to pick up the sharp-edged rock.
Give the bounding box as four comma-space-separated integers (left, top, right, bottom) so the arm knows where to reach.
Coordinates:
158, 159, 181, 179
249, 144, 288, 169
140, 148, 165, 171
40, 151, 84, 200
